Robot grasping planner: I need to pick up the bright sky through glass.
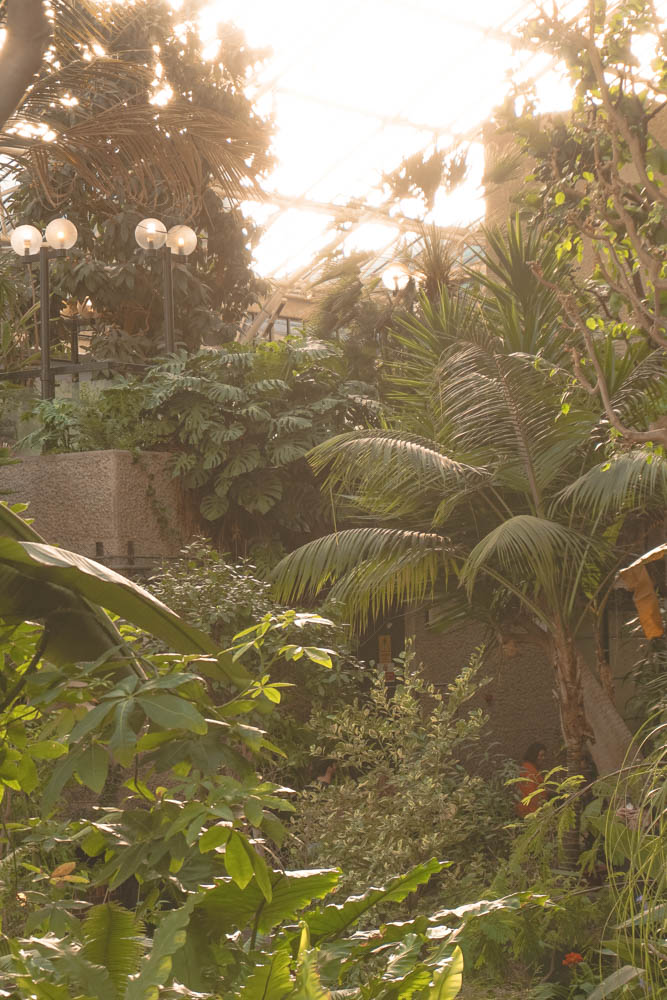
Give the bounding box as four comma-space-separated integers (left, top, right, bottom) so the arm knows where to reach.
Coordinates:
195, 1, 581, 277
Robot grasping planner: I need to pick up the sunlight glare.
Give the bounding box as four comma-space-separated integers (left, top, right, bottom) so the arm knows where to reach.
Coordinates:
204, 1, 664, 276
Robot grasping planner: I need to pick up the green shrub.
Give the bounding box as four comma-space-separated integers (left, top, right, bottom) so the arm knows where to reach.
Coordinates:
147, 539, 369, 782
287, 647, 513, 905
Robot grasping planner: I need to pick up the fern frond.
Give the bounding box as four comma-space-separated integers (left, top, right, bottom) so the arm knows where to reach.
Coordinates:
81, 902, 145, 994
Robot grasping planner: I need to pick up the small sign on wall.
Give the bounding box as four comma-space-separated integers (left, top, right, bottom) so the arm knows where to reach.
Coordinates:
378, 634, 392, 664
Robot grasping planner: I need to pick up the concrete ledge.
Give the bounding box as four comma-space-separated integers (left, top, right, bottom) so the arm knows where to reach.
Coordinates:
1, 450, 186, 565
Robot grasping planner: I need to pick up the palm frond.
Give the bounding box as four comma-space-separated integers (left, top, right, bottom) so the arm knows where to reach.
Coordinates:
390, 287, 481, 377
460, 514, 590, 606
556, 451, 667, 520
3, 98, 265, 212
468, 217, 574, 359
434, 344, 593, 502
395, 223, 467, 301
607, 347, 667, 429
326, 545, 455, 629
272, 527, 452, 615
308, 431, 488, 521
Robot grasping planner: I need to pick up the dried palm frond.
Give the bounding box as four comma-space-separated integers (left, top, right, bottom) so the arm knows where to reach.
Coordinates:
2, 100, 266, 213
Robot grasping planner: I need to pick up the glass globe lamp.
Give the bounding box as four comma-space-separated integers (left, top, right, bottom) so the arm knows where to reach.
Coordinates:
167, 225, 197, 256
135, 218, 167, 250
45, 218, 78, 250
10, 224, 42, 256
382, 264, 410, 293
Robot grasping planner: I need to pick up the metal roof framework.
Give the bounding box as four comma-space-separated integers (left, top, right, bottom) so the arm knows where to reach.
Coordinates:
227, 0, 593, 334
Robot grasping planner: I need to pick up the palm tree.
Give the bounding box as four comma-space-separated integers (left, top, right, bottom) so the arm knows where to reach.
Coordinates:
273, 221, 667, 778
0, 0, 270, 214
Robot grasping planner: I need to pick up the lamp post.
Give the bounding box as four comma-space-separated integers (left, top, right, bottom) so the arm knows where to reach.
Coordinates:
10, 218, 78, 399
4, 216, 197, 398
381, 263, 410, 296
135, 219, 197, 354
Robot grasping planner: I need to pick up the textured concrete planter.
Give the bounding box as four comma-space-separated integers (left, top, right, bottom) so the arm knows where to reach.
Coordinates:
2, 450, 186, 570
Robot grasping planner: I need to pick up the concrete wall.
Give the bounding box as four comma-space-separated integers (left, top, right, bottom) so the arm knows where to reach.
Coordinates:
1, 450, 187, 570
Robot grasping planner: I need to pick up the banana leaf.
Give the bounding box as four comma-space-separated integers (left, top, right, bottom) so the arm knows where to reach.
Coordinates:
0, 503, 216, 662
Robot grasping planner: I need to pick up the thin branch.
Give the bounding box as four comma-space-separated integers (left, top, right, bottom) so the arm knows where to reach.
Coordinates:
569, 346, 598, 394
590, 242, 667, 347
0, 628, 48, 714
585, 0, 667, 210
532, 265, 667, 449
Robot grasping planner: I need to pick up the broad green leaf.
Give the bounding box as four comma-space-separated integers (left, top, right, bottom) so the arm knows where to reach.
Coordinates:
76, 744, 109, 794
200, 493, 230, 521
293, 945, 329, 1000
0, 526, 216, 659
306, 859, 444, 941
125, 897, 196, 1000
137, 693, 208, 734
429, 947, 463, 1000
108, 699, 138, 767
225, 446, 262, 476
250, 844, 273, 902
236, 475, 284, 515
41, 750, 82, 814
616, 901, 667, 929
81, 829, 107, 857
199, 869, 340, 936
225, 831, 254, 888
60, 953, 116, 1000
30, 739, 69, 760
245, 796, 264, 827
199, 824, 231, 853
170, 911, 216, 991
15, 753, 39, 794
238, 944, 292, 1000
588, 965, 642, 1000
0, 502, 46, 543
303, 647, 334, 668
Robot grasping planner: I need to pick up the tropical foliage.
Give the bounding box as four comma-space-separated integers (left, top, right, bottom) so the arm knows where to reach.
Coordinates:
1, 0, 270, 212
3, 0, 272, 360
0, 501, 215, 666
273, 221, 667, 776
145, 538, 369, 781
21, 337, 378, 555
491, 0, 667, 449
0, 504, 543, 1000
0, 4, 665, 999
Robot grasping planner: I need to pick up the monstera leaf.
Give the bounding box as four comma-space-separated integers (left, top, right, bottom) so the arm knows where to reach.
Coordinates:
0, 503, 216, 663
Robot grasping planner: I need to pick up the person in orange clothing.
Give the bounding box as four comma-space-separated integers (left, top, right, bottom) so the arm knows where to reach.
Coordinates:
516, 742, 548, 817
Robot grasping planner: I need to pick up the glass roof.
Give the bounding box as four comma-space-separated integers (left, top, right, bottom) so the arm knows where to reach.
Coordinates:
200, 0, 585, 279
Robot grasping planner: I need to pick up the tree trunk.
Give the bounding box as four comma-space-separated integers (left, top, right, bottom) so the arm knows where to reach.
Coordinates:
551, 625, 589, 867
595, 605, 615, 702
552, 625, 589, 776
0, 1, 51, 133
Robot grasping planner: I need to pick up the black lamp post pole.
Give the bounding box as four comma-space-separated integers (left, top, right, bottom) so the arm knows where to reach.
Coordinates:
38, 244, 52, 400
162, 244, 175, 353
